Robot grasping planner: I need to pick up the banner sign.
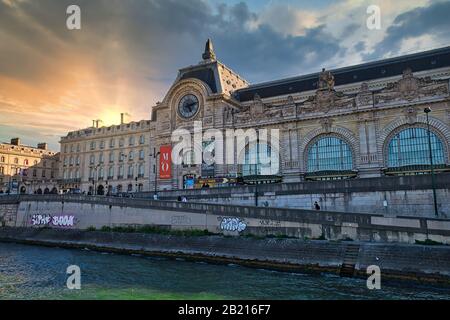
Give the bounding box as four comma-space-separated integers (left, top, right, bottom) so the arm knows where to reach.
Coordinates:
159, 145, 172, 179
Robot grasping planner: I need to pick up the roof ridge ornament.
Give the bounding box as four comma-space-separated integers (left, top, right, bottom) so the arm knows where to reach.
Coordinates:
202, 38, 216, 61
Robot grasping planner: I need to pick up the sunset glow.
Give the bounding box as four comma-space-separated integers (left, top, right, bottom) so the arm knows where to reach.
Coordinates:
1, 0, 450, 150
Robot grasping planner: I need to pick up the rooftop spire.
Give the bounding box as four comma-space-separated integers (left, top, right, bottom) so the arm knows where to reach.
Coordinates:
202, 38, 216, 61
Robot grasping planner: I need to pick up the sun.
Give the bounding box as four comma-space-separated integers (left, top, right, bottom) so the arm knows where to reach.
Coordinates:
98, 108, 132, 126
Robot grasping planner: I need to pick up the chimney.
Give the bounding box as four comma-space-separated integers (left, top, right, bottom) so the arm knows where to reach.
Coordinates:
120, 113, 124, 124
10, 138, 20, 146
37, 143, 48, 150
92, 120, 96, 127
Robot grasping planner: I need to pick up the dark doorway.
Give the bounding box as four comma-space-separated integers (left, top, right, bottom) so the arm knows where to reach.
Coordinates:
97, 185, 105, 195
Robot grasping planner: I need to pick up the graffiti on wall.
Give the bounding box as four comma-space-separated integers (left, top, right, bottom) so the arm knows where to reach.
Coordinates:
31, 214, 75, 227
219, 217, 247, 232
171, 215, 192, 225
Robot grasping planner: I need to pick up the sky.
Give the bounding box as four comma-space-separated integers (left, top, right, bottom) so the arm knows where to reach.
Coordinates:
1, 0, 450, 150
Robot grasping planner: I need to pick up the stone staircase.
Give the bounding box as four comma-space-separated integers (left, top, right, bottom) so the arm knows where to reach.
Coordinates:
339, 243, 360, 278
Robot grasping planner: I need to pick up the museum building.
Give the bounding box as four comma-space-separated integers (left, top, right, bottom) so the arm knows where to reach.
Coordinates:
149, 40, 450, 190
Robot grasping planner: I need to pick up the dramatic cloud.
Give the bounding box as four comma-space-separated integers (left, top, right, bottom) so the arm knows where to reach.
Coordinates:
0, 0, 448, 150
365, 0, 450, 59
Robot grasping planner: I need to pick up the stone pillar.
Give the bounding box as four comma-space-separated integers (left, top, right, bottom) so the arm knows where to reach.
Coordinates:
358, 114, 382, 178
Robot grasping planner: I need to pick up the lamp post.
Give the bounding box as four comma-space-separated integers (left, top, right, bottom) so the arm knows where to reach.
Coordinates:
424, 107, 439, 217
151, 149, 160, 199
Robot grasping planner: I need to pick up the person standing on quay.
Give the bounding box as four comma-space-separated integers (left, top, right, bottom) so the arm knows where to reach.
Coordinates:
314, 201, 321, 211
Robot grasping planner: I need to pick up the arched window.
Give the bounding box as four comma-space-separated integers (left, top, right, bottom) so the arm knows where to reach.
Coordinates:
387, 127, 445, 168
307, 136, 353, 172
242, 143, 279, 176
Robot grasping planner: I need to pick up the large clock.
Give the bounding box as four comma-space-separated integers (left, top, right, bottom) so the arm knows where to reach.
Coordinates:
178, 94, 199, 119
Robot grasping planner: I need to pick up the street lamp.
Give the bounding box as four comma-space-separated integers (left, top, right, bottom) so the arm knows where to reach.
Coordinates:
424, 107, 439, 217
151, 149, 160, 199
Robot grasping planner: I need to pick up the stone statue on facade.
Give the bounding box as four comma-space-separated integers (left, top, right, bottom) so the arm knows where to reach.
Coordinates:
318, 68, 335, 91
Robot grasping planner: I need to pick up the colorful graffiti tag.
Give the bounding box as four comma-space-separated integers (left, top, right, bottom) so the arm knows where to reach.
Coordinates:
31, 214, 75, 227
220, 217, 247, 232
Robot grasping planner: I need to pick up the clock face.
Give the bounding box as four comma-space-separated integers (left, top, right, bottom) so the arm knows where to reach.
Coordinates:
178, 94, 199, 119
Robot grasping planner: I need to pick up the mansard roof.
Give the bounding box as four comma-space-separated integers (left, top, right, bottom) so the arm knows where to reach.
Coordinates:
234, 46, 450, 102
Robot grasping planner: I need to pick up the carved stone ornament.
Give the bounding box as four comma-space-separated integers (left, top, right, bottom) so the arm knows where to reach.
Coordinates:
403, 106, 418, 124
319, 117, 334, 132
251, 93, 264, 116
316, 89, 335, 113
356, 82, 373, 107
397, 68, 419, 100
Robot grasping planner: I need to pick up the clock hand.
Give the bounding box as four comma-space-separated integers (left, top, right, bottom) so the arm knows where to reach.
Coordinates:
185, 102, 197, 112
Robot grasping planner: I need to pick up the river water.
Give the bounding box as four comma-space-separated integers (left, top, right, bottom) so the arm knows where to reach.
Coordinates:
0, 242, 449, 300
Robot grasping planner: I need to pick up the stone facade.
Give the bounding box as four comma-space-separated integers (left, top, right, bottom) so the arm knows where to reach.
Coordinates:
149, 42, 450, 190
59, 119, 152, 194
0, 138, 59, 194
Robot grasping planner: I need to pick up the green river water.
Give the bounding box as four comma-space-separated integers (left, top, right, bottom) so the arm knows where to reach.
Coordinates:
0, 242, 449, 300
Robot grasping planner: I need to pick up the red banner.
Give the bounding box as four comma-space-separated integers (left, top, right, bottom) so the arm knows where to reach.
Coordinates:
159, 145, 172, 179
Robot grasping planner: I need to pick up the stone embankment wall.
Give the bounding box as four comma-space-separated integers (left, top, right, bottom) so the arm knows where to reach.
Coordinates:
0, 203, 18, 227
1, 194, 450, 244
139, 174, 450, 218
0, 227, 449, 284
